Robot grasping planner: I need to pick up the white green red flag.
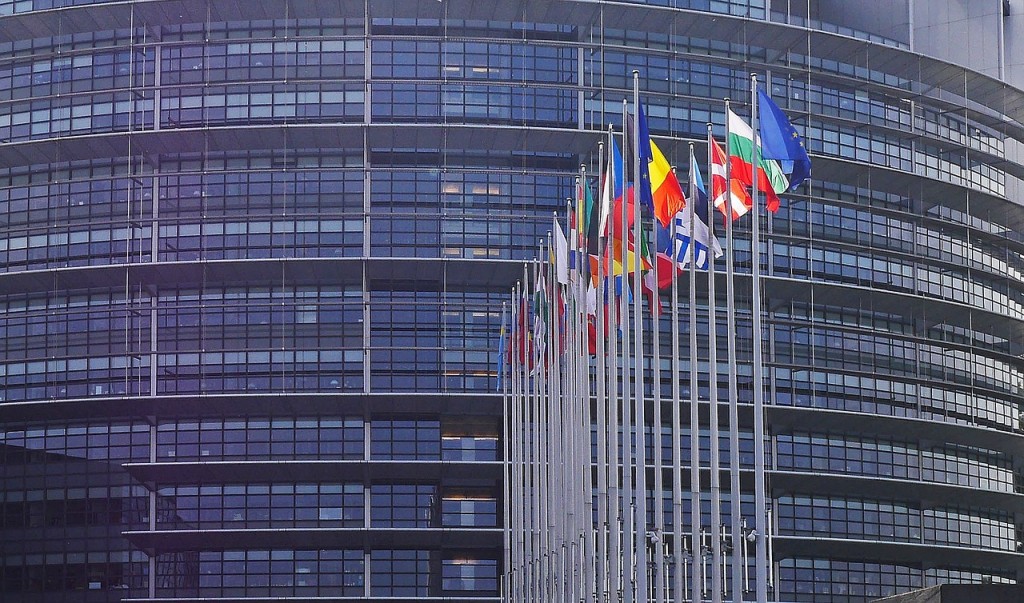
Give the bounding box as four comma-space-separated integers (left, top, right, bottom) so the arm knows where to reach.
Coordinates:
727, 108, 788, 212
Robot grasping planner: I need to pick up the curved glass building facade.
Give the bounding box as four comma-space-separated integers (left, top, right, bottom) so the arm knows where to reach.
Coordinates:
0, 1, 1022, 601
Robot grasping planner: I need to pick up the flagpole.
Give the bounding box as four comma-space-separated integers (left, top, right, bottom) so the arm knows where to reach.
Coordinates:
520, 280, 530, 603
531, 256, 544, 602
568, 214, 579, 603
507, 290, 515, 603
671, 153, 685, 603
573, 198, 585, 603
555, 234, 565, 603
500, 298, 511, 602
559, 225, 572, 603
536, 254, 544, 601
548, 240, 560, 603
594, 141, 609, 603
545, 247, 554, 603
749, 74, 769, 603
604, 124, 622, 603
705, 133, 723, 603
716, 117, 743, 603
517, 276, 528, 602
557, 218, 570, 602
516, 281, 527, 603
651, 202, 664, 603
558, 206, 580, 602
603, 125, 621, 603
520, 281, 528, 603
510, 285, 521, 602
581, 167, 597, 603
578, 197, 588, 603
606, 215, 621, 603
619, 97, 635, 603
543, 236, 559, 603
526, 263, 535, 602
575, 200, 586, 603
631, 69, 649, 603
687, 141, 703, 603
566, 199, 577, 603
523, 261, 536, 601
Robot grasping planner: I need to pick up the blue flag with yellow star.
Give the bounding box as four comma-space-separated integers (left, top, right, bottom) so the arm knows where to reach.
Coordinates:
757, 88, 811, 190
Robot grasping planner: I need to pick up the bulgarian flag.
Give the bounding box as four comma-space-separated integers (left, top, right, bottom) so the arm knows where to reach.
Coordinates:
727, 108, 788, 213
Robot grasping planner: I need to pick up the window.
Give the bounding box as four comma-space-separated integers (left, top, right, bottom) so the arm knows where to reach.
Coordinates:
371, 484, 436, 528
370, 550, 429, 596
442, 556, 498, 594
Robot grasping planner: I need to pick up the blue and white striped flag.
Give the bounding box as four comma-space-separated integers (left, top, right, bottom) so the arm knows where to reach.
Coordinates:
657, 154, 723, 270
668, 210, 722, 270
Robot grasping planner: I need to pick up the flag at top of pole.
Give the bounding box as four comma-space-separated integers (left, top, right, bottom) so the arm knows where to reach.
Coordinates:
634, 101, 687, 228
628, 100, 687, 228
711, 136, 753, 221
634, 100, 655, 212
683, 151, 724, 267
756, 88, 812, 190
689, 148, 712, 227
656, 151, 722, 271
602, 132, 623, 234
649, 136, 687, 228
575, 180, 589, 263
552, 216, 569, 285
495, 302, 507, 392
508, 289, 532, 369
727, 108, 787, 212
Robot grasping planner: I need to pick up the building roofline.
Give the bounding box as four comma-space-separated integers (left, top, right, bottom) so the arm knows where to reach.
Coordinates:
0, 0, 1020, 127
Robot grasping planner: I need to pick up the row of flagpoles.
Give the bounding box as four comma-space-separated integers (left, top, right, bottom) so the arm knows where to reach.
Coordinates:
499, 73, 811, 603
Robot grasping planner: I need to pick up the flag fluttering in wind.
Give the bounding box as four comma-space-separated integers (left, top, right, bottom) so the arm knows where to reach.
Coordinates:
642, 267, 662, 316
727, 108, 787, 213
609, 191, 637, 243
757, 88, 812, 190
632, 102, 687, 227
689, 148, 712, 227
711, 136, 753, 221
628, 101, 687, 226
531, 269, 548, 371
508, 293, 532, 368
570, 181, 586, 272
649, 136, 687, 228
596, 135, 623, 243
495, 303, 507, 392
604, 236, 651, 275
633, 101, 655, 212
552, 216, 569, 285
658, 153, 724, 270
619, 107, 664, 317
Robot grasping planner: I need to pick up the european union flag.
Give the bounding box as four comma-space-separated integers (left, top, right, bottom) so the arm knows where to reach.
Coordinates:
625, 103, 655, 211
636, 101, 655, 211
757, 88, 811, 190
